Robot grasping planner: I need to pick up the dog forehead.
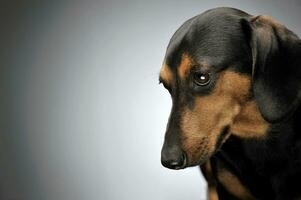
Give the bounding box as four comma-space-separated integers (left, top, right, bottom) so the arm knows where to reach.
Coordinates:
165, 11, 249, 71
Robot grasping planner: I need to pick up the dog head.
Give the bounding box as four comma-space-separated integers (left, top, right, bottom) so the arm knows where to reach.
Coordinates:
160, 7, 301, 169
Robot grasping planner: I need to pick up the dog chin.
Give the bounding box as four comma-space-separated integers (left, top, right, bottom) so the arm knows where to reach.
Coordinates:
183, 157, 210, 168
190, 151, 216, 167
173, 151, 214, 169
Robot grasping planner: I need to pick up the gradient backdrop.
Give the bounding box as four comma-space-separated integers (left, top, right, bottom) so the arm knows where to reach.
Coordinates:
1, 1, 301, 200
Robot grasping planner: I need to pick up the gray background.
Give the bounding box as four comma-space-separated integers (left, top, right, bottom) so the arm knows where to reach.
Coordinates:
1, 0, 301, 200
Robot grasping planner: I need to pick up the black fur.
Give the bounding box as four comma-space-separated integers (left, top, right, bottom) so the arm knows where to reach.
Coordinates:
241, 15, 301, 123
161, 7, 301, 199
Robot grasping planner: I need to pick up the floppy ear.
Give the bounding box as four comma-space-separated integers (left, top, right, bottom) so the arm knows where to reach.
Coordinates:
241, 15, 301, 123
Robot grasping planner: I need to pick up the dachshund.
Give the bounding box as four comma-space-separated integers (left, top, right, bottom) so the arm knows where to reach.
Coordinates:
159, 7, 301, 200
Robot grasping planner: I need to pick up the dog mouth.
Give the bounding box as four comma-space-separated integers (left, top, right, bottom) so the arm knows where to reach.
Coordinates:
215, 125, 231, 151
184, 125, 231, 168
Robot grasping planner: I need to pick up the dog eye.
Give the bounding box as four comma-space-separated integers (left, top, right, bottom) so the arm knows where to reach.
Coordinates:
194, 72, 210, 86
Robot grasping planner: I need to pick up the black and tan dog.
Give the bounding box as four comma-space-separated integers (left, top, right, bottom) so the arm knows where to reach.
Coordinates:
159, 7, 301, 200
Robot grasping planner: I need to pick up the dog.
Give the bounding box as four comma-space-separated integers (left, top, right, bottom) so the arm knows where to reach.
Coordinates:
159, 7, 301, 200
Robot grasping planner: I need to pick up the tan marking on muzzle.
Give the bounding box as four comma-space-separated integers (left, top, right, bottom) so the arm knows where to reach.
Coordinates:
159, 64, 173, 85
180, 71, 269, 165
218, 170, 256, 200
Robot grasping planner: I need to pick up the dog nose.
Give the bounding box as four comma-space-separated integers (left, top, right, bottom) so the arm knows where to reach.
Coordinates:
161, 147, 186, 170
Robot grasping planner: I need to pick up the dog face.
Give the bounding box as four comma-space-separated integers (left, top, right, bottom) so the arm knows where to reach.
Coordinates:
160, 7, 301, 169
160, 8, 256, 169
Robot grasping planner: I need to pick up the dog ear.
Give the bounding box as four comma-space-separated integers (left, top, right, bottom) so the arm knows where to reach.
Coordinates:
241, 15, 301, 123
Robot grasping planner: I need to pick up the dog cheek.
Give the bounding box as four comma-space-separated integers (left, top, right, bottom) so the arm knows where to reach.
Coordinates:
179, 101, 221, 165
181, 133, 218, 165
180, 98, 241, 165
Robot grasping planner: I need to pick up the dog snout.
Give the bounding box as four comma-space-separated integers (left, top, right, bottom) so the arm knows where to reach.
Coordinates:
161, 145, 186, 170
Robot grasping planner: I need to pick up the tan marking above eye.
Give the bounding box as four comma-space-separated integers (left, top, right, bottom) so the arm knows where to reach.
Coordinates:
178, 53, 193, 80
159, 64, 173, 85
177, 52, 210, 81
